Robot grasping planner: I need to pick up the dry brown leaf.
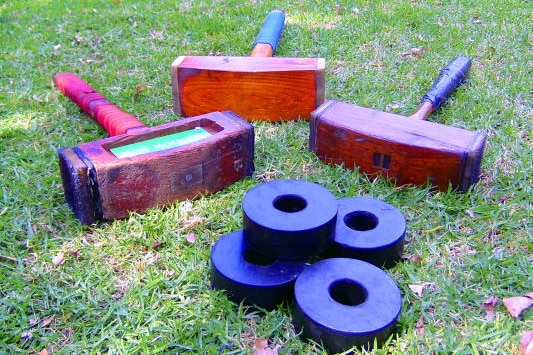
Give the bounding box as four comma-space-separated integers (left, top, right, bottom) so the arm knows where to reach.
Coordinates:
503, 294, 533, 318
41, 315, 55, 327
520, 331, 533, 355
152, 240, 166, 250
185, 233, 196, 243
20, 331, 32, 341
150, 29, 162, 39
402, 254, 423, 264
411, 47, 425, 56
39, 348, 50, 355
52, 252, 65, 266
401, 47, 426, 57
181, 216, 204, 230
253, 338, 281, 355
144, 252, 160, 266
481, 295, 500, 321
408, 282, 434, 297
68, 249, 81, 259
415, 314, 425, 335
113, 278, 130, 299
0, 254, 17, 264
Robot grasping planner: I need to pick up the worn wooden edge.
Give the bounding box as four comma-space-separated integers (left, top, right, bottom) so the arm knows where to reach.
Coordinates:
309, 99, 339, 152
173, 55, 323, 71
314, 58, 327, 111
171, 56, 187, 116
220, 110, 255, 176
57, 147, 99, 224
459, 131, 487, 192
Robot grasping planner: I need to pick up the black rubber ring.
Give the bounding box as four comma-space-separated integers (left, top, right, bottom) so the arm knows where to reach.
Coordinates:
242, 179, 338, 261
293, 258, 402, 353
326, 197, 406, 268
210, 230, 308, 310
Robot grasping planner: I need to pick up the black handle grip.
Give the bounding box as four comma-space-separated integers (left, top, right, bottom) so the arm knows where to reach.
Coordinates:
421, 56, 472, 110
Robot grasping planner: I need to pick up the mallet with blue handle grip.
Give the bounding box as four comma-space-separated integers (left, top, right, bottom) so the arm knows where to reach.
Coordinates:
172, 10, 325, 122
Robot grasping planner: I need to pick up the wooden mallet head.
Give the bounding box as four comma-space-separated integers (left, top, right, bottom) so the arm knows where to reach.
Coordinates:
55, 73, 254, 224
171, 10, 325, 122
309, 56, 487, 192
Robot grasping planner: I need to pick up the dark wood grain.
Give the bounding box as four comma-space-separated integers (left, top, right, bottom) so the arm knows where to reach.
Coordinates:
59, 111, 255, 224
309, 99, 486, 192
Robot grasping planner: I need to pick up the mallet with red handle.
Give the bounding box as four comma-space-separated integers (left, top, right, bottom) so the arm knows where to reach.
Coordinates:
55, 73, 254, 224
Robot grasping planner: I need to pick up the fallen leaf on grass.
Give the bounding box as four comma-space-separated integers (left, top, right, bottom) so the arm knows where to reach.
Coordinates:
144, 252, 160, 266
401, 47, 425, 57
52, 252, 65, 266
152, 240, 166, 250
41, 315, 55, 327
180, 216, 204, 230
408, 282, 434, 297
414, 315, 425, 335
113, 278, 131, 300
253, 339, 281, 355
481, 295, 500, 321
22, 273, 35, 282
503, 292, 533, 318
68, 249, 81, 259
20, 331, 32, 341
520, 331, 533, 355
150, 29, 163, 39
402, 254, 423, 264
185, 233, 196, 243
466, 209, 476, 218
39, 348, 50, 355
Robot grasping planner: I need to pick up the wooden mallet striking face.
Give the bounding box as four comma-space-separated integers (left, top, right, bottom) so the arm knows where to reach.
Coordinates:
309, 56, 487, 192
55, 73, 254, 224
171, 10, 325, 122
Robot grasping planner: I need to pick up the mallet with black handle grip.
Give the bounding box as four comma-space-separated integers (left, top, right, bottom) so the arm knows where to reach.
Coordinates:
309, 56, 487, 192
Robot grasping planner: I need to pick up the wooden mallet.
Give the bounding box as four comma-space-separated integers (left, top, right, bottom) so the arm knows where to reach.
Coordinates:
171, 10, 325, 122
55, 73, 254, 224
309, 56, 487, 192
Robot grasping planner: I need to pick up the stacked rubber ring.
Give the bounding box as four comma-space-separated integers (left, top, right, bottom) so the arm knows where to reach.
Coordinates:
293, 258, 402, 353
209, 179, 406, 352
210, 230, 308, 310
210, 179, 337, 310
242, 179, 338, 261
325, 197, 406, 269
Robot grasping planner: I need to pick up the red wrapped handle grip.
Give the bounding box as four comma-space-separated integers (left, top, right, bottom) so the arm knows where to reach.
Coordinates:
54, 73, 146, 136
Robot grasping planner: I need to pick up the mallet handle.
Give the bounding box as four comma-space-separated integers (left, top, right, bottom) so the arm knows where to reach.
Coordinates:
409, 56, 472, 120
250, 10, 286, 57
54, 73, 146, 136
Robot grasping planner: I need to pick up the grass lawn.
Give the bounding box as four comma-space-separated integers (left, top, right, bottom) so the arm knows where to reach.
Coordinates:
1, 0, 531, 354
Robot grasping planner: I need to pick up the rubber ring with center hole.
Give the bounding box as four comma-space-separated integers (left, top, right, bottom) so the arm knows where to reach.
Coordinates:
242, 179, 338, 261
210, 230, 308, 310
325, 197, 406, 268
293, 258, 402, 353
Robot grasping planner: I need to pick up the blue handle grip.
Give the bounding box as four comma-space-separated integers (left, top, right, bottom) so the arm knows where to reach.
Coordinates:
253, 10, 286, 54
421, 56, 472, 110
